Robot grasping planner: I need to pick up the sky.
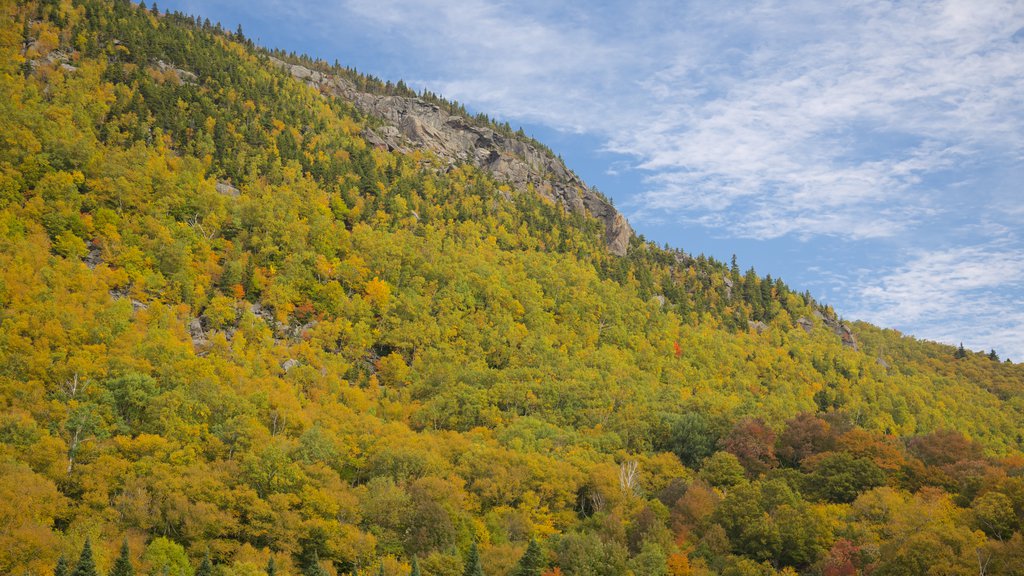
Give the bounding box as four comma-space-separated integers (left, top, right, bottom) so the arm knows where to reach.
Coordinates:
161, 0, 1024, 361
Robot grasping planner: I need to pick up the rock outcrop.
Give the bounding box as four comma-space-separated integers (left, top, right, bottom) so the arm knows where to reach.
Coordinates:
812, 310, 859, 350
268, 57, 633, 255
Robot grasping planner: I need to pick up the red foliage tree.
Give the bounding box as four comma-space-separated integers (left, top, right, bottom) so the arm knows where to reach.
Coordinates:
720, 418, 778, 476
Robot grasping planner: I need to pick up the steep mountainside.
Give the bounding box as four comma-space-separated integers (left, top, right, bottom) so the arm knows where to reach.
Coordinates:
2, 2, 1024, 576
267, 56, 633, 256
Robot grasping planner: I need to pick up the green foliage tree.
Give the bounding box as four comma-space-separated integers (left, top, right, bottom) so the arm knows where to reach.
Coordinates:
511, 539, 544, 576
54, 557, 70, 576
142, 538, 192, 576
71, 540, 98, 576
194, 552, 212, 576
110, 540, 135, 576
463, 543, 484, 576
699, 452, 747, 489
972, 491, 1017, 541
804, 452, 886, 503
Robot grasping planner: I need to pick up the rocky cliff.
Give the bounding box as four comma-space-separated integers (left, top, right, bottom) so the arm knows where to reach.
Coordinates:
268, 57, 633, 256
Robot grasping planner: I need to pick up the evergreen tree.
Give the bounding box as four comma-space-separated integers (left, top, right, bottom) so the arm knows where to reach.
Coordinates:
409, 557, 421, 576
54, 557, 70, 576
304, 552, 330, 576
71, 539, 98, 576
955, 342, 967, 359
266, 557, 277, 576
195, 551, 213, 576
110, 540, 135, 576
511, 540, 544, 576
989, 349, 999, 361
377, 563, 385, 576
463, 543, 484, 576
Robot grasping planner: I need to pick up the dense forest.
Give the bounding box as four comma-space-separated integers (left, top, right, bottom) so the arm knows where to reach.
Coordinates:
2, 1, 1024, 575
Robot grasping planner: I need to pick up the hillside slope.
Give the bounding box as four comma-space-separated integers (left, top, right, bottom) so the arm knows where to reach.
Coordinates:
2, 2, 1024, 576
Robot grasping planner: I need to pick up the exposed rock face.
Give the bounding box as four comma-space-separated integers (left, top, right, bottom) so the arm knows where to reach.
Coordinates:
268, 57, 634, 255
812, 310, 859, 350
215, 181, 240, 196
154, 59, 198, 84
748, 320, 769, 334
796, 316, 813, 334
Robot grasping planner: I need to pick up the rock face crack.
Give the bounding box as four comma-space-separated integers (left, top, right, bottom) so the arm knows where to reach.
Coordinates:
268, 57, 634, 255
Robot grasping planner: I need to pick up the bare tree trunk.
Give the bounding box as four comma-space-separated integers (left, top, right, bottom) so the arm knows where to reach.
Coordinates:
619, 460, 640, 496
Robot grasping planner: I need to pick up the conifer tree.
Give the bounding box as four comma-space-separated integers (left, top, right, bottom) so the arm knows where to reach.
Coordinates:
110, 540, 135, 576
266, 557, 277, 576
955, 342, 967, 359
409, 557, 421, 576
54, 557, 69, 576
71, 539, 98, 576
304, 552, 330, 576
511, 540, 544, 576
463, 543, 484, 576
195, 551, 213, 576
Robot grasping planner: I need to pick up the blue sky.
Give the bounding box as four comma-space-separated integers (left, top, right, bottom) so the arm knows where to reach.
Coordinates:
161, 0, 1024, 361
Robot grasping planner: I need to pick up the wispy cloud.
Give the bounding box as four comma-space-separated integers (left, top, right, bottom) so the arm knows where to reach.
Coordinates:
850, 244, 1024, 361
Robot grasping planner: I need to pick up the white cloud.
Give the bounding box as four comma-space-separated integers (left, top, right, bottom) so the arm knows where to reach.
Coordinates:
850, 244, 1024, 361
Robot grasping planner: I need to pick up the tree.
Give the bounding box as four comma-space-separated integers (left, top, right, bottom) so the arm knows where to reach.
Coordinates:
512, 540, 545, 576
776, 413, 835, 467
463, 543, 484, 576
194, 552, 212, 576
972, 491, 1016, 541
804, 452, 886, 503
110, 540, 135, 576
666, 411, 725, 468
989, 349, 999, 361
71, 540, 98, 576
54, 557, 70, 576
699, 452, 747, 489
409, 557, 421, 576
266, 557, 277, 576
955, 342, 967, 359
303, 552, 330, 576
720, 419, 778, 477
142, 538, 192, 576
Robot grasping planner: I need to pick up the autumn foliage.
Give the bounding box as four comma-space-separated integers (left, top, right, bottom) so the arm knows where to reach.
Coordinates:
1, 2, 1023, 575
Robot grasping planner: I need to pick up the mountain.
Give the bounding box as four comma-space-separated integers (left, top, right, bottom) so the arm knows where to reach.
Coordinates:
266, 56, 632, 257
2, 2, 1023, 575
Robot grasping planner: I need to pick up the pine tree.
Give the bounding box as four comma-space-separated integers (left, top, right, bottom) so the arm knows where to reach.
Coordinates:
409, 557, 421, 576
54, 557, 70, 576
110, 540, 135, 576
463, 543, 484, 576
989, 349, 999, 361
377, 563, 385, 576
71, 539, 98, 576
266, 557, 277, 576
955, 342, 967, 359
511, 540, 544, 576
195, 551, 213, 576
304, 552, 330, 576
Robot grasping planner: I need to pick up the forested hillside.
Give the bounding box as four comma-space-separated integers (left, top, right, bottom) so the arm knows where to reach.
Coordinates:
3, 1, 1024, 575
